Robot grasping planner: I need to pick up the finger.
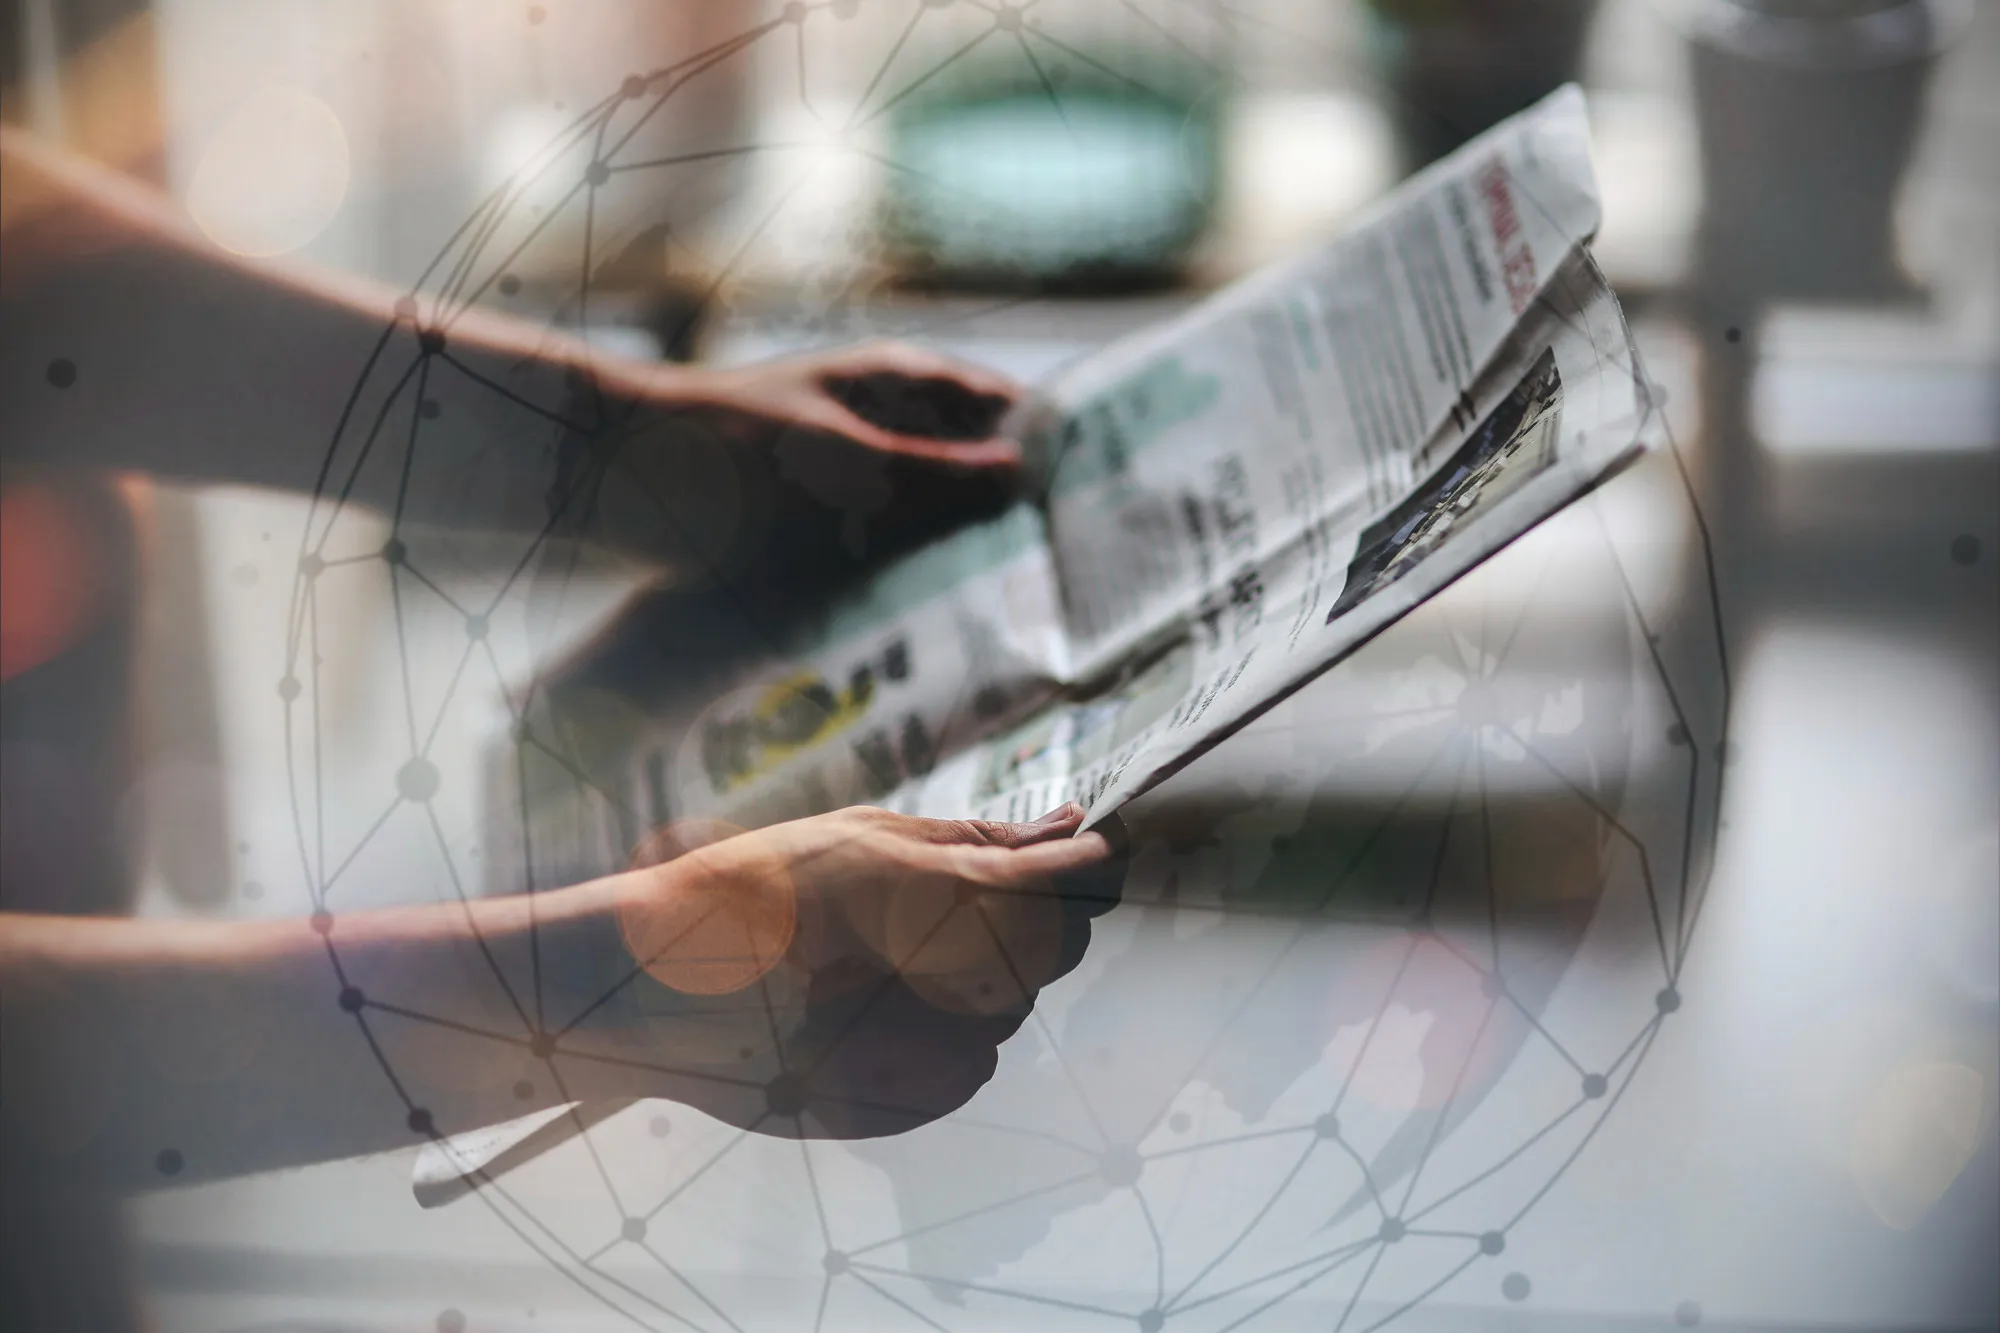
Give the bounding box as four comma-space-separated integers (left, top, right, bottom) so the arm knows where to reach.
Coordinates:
898, 806, 1081, 851
962, 807, 1086, 850
1008, 831, 1113, 874
822, 372, 1015, 444
940, 830, 1112, 884
991, 804, 1089, 848
805, 396, 1024, 469
822, 339, 1022, 402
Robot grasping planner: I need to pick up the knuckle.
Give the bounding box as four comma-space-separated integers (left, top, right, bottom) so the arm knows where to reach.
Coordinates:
961, 819, 1020, 847
946, 818, 1006, 846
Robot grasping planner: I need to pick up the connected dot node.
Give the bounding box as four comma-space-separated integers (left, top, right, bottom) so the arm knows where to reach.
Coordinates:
1479, 971, 1506, 1000
397, 757, 441, 802
393, 296, 418, 320
155, 1147, 183, 1176
1314, 1111, 1340, 1139
1656, 986, 1682, 1014
1379, 1217, 1406, 1243
621, 74, 647, 99
418, 327, 447, 356
338, 986, 365, 1013
1480, 1230, 1506, 1255
1503, 1272, 1532, 1302
419, 398, 441, 420
46, 358, 77, 388
822, 1249, 849, 1275
465, 614, 489, 640
529, 1031, 556, 1059
309, 911, 334, 936
1099, 1145, 1142, 1188
765, 1072, 809, 1118
995, 4, 1022, 31
585, 160, 611, 188
783, 1, 807, 22
1137, 1309, 1165, 1333
382, 538, 407, 566
1675, 1299, 1703, 1326
407, 1107, 435, 1135
298, 553, 325, 578
278, 676, 302, 702
1582, 1072, 1608, 1099
622, 1216, 648, 1243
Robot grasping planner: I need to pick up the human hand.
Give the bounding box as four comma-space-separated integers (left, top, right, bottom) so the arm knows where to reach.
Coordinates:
581, 341, 1026, 586
699, 339, 1022, 470
554, 803, 1121, 1137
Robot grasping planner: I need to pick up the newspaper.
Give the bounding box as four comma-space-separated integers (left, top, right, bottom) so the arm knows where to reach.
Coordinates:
495, 86, 1650, 885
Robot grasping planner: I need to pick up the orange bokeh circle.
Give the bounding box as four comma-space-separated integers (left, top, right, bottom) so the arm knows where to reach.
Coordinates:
618, 821, 795, 997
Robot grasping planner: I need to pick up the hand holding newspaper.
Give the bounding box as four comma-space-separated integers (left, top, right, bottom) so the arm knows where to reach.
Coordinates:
442, 85, 1652, 1206
496, 86, 1650, 886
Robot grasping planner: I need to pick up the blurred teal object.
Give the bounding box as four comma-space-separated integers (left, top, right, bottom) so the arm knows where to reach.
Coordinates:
880, 46, 1224, 291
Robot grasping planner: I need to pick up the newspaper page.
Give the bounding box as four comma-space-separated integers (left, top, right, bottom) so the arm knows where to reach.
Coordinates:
490, 86, 1647, 881
628, 503, 1070, 832
488, 507, 1072, 891
875, 86, 1650, 828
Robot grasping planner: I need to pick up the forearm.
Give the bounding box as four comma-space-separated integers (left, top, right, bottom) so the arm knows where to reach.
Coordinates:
0, 875, 656, 1190
0, 127, 703, 532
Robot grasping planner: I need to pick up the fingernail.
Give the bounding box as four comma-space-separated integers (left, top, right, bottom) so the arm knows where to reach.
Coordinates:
1033, 803, 1080, 825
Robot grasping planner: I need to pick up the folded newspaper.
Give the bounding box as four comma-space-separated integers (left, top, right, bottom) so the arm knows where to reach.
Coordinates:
490, 87, 1650, 891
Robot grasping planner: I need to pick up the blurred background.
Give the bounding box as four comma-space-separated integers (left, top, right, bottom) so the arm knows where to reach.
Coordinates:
2, 1, 1994, 1329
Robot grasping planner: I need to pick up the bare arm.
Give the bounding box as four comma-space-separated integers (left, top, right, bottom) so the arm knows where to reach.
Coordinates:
1, 126, 642, 518
0, 871, 638, 1189
0, 805, 1115, 1191
0, 127, 1023, 562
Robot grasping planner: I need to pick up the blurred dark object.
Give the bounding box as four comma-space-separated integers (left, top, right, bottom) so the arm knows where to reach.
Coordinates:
1362, 0, 1599, 175
880, 29, 1225, 293
825, 371, 1013, 442
1687, 0, 1970, 303
0, 472, 142, 917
